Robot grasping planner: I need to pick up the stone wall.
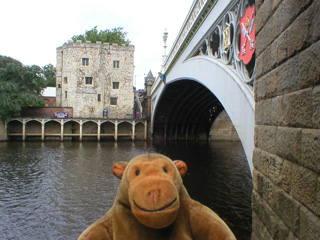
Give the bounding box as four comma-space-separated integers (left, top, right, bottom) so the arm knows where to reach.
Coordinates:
56, 41, 135, 119
209, 110, 240, 141
253, 0, 320, 239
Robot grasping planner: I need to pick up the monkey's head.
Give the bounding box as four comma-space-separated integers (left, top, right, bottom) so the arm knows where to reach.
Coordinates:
112, 153, 187, 229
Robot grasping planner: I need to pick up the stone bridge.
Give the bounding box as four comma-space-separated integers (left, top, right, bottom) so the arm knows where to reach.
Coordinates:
151, 0, 320, 239
151, 0, 255, 171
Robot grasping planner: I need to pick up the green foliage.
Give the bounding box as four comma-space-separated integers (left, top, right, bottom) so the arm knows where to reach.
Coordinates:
0, 55, 45, 121
42, 63, 56, 87
71, 26, 130, 45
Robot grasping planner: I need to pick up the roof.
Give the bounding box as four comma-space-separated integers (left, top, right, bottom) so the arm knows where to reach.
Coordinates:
145, 70, 155, 79
41, 87, 56, 97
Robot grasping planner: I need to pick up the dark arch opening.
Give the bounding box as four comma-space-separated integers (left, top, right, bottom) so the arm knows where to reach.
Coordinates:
152, 80, 252, 239
153, 80, 224, 141
64, 121, 80, 141
45, 120, 61, 141
7, 120, 23, 140
83, 121, 98, 141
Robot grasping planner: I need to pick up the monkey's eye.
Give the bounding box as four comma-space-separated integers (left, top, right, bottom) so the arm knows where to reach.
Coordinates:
163, 167, 168, 173
135, 169, 140, 176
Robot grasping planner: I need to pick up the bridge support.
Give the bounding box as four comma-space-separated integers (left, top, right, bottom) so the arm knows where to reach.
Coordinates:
97, 120, 101, 141
60, 120, 64, 141
132, 120, 135, 141
41, 119, 45, 141
79, 120, 83, 141
22, 119, 26, 141
114, 120, 118, 141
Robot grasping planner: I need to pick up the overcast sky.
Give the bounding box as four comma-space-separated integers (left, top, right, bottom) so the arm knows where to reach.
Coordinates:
1, 0, 195, 89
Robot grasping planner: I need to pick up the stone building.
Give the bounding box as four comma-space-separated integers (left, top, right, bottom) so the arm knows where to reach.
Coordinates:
133, 70, 155, 120
144, 70, 156, 118
56, 41, 135, 119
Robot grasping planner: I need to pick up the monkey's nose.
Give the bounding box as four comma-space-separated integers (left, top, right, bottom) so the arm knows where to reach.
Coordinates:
148, 190, 161, 204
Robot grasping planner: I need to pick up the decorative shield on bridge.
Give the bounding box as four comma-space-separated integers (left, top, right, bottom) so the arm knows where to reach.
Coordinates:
239, 5, 255, 64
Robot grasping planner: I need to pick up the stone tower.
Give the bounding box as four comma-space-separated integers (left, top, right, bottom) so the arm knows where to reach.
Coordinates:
56, 41, 135, 119
144, 70, 155, 118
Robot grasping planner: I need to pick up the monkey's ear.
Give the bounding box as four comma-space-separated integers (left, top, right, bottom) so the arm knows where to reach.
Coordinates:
112, 162, 128, 179
173, 160, 188, 177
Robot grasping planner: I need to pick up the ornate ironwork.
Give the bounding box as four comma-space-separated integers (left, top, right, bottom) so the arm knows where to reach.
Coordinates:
191, 0, 255, 87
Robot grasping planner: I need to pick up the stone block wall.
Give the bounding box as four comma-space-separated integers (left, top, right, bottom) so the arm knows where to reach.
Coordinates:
209, 110, 240, 141
56, 41, 135, 119
253, 0, 320, 239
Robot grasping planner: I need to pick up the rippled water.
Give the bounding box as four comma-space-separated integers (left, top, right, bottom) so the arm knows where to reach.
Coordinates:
0, 141, 252, 240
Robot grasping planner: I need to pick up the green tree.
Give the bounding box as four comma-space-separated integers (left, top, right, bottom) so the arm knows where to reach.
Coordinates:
0, 55, 45, 121
42, 64, 56, 87
71, 26, 130, 45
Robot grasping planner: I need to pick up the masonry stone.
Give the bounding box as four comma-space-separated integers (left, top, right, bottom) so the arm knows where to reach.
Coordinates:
299, 41, 320, 88
255, 0, 282, 35
256, 2, 319, 81
299, 204, 320, 240
292, 164, 319, 216
256, 42, 320, 105
253, 189, 291, 239
275, 127, 301, 164
253, 0, 320, 239
278, 190, 301, 236
254, 125, 277, 154
256, 0, 313, 57
56, 41, 135, 119
255, 0, 264, 11
252, 212, 273, 240
287, 88, 313, 128
256, 95, 293, 126
255, 55, 299, 101
313, 85, 320, 128
209, 110, 240, 141
301, 129, 320, 173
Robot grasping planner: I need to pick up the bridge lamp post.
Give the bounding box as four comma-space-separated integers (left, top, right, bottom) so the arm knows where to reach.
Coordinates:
162, 29, 168, 71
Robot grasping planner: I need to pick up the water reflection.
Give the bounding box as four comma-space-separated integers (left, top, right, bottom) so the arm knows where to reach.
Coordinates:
0, 141, 251, 240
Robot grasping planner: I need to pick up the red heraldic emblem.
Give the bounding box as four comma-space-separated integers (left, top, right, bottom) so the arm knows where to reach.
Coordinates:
239, 5, 255, 64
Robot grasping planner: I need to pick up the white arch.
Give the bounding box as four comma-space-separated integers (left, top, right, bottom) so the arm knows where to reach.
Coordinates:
152, 56, 254, 172
44, 119, 61, 124
118, 120, 133, 125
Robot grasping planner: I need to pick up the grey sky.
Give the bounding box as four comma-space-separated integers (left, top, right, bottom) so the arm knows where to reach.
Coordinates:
1, 0, 194, 88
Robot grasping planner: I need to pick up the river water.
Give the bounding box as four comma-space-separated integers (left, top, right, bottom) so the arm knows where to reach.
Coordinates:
0, 140, 252, 240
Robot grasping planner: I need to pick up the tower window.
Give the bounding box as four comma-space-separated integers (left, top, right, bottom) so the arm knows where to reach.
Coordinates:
113, 61, 120, 68
113, 82, 119, 89
98, 94, 101, 102
85, 77, 93, 84
65, 91, 67, 99
82, 58, 89, 66
110, 97, 117, 105
64, 77, 68, 84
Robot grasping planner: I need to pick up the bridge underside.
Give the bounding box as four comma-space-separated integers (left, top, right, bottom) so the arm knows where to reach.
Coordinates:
153, 80, 223, 141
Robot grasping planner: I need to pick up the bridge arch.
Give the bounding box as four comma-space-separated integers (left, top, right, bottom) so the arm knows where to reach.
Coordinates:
152, 56, 254, 171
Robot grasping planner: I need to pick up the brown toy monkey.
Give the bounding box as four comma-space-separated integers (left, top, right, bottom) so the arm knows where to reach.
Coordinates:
78, 153, 236, 240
